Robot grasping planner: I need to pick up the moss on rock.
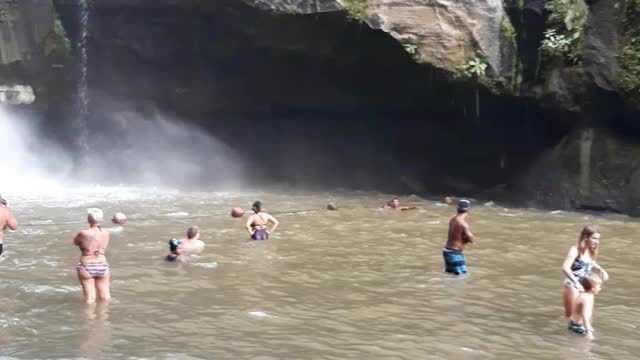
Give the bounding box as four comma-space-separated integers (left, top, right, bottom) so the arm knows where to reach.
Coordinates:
618, 0, 640, 107
499, 15, 521, 94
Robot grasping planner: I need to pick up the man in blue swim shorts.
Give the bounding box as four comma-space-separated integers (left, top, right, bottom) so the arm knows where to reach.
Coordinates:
443, 199, 475, 275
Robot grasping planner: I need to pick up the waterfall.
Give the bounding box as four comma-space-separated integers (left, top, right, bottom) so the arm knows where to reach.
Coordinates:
579, 128, 594, 196
75, 0, 90, 151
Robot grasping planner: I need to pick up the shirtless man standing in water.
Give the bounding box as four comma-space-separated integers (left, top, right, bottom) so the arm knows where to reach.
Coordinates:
443, 199, 475, 275
74, 208, 110, 304
0, 194, 18, 256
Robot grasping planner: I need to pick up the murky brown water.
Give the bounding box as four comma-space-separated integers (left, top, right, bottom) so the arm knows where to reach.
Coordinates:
1, 188, 639, 359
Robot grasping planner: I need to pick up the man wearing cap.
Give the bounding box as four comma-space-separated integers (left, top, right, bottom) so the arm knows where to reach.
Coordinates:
0, 194, 18, 256
443, 199, 475, 275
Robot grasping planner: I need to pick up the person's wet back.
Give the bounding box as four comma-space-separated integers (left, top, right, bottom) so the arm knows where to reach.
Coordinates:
179, 226, 204, 255
245, 201, 279, 240
74, 208, 111, 304
443, 199, 475, 275
568, 273, 604, 340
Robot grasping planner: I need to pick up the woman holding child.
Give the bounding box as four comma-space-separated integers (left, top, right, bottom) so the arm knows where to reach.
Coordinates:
561, 225, 609, 337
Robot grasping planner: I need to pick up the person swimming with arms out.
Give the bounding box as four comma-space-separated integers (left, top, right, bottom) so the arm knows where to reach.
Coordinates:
245, 201, 279, 240
74, 208, 110, 304
0, 194, 17, 256
561, 225, 609, 318
165, 238, 182, 262
383, 197, 418, 211
443, 199, 474, 275
568, 273, 604, 340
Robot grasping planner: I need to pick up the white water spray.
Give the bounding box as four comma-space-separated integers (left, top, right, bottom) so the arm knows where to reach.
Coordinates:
0, 106, 72, 195
76, 0, 90, 151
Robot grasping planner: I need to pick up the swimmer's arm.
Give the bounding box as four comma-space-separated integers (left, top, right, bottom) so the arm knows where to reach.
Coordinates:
561, 246, 583, 289
245, 216, 255, 235
267, 214, 279, 234
73, 232, 82, 246
593, 262, 609, 281
462, 224, 475, 244
401, 206, 417, 211
5, 212, 17, 231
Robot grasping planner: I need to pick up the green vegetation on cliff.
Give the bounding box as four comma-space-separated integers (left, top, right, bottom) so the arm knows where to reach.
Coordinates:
54, 16, 70, 51
500, 15, 521, 94
343, 0, 369, 21
619, 0, 640, 107
541, 0, 587, 64
43, 1, 70, 57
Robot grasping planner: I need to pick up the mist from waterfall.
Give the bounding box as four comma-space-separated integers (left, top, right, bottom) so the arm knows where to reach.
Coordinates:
0, 106, 73, 194
0, 104, 246, 199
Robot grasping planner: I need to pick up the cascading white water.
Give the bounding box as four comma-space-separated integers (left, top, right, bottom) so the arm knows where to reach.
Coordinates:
75, 0, 90, 151
0, 106, 73, 195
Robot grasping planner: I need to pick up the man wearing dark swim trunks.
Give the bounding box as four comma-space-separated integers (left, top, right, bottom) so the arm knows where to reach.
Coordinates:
0, 194, 17, 256
443, 199, 475, 275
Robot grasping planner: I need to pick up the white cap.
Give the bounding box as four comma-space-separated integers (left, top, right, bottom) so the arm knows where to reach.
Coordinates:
87, 208, 104, 222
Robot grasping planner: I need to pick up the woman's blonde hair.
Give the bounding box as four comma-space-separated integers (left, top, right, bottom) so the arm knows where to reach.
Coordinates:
577, 225, 599, 260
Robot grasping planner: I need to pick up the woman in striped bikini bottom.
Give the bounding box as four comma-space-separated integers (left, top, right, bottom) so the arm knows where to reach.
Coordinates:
77, 262, 109, 278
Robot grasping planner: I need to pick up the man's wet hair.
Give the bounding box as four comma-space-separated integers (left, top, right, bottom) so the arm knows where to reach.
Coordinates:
252, 201, 262, 213
0, 194, 6, 206
187, 226, 199, 239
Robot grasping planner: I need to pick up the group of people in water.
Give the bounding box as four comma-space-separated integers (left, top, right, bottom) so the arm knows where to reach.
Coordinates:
0, 193, 608, 338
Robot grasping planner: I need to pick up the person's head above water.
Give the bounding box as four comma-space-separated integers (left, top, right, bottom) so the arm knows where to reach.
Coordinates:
581, 272, 603, 294
578, 224, 600, 259
457, 199, 471, 213
169, 238, 182, 253
252, 201, 262, 213
186, 225, 199, 240
388, 198, 400, 208
87, 208, 104, 224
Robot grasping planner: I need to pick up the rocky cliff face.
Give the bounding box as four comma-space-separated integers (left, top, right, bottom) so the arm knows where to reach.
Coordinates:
2, 0, 640, 215
0, 0, 70, 105
240, 0, 640, 214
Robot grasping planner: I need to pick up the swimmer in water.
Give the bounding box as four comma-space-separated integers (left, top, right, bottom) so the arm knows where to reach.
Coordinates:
442, 199, 474, 275
245, 201, 279, 240
0, 194, 17, 256
73, 208, 110, 304
561, 225, 609, 318
568, 273, 603, 340
178, 226, 204, 255
165, 238, 182, 262
383, 197, 417, 211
